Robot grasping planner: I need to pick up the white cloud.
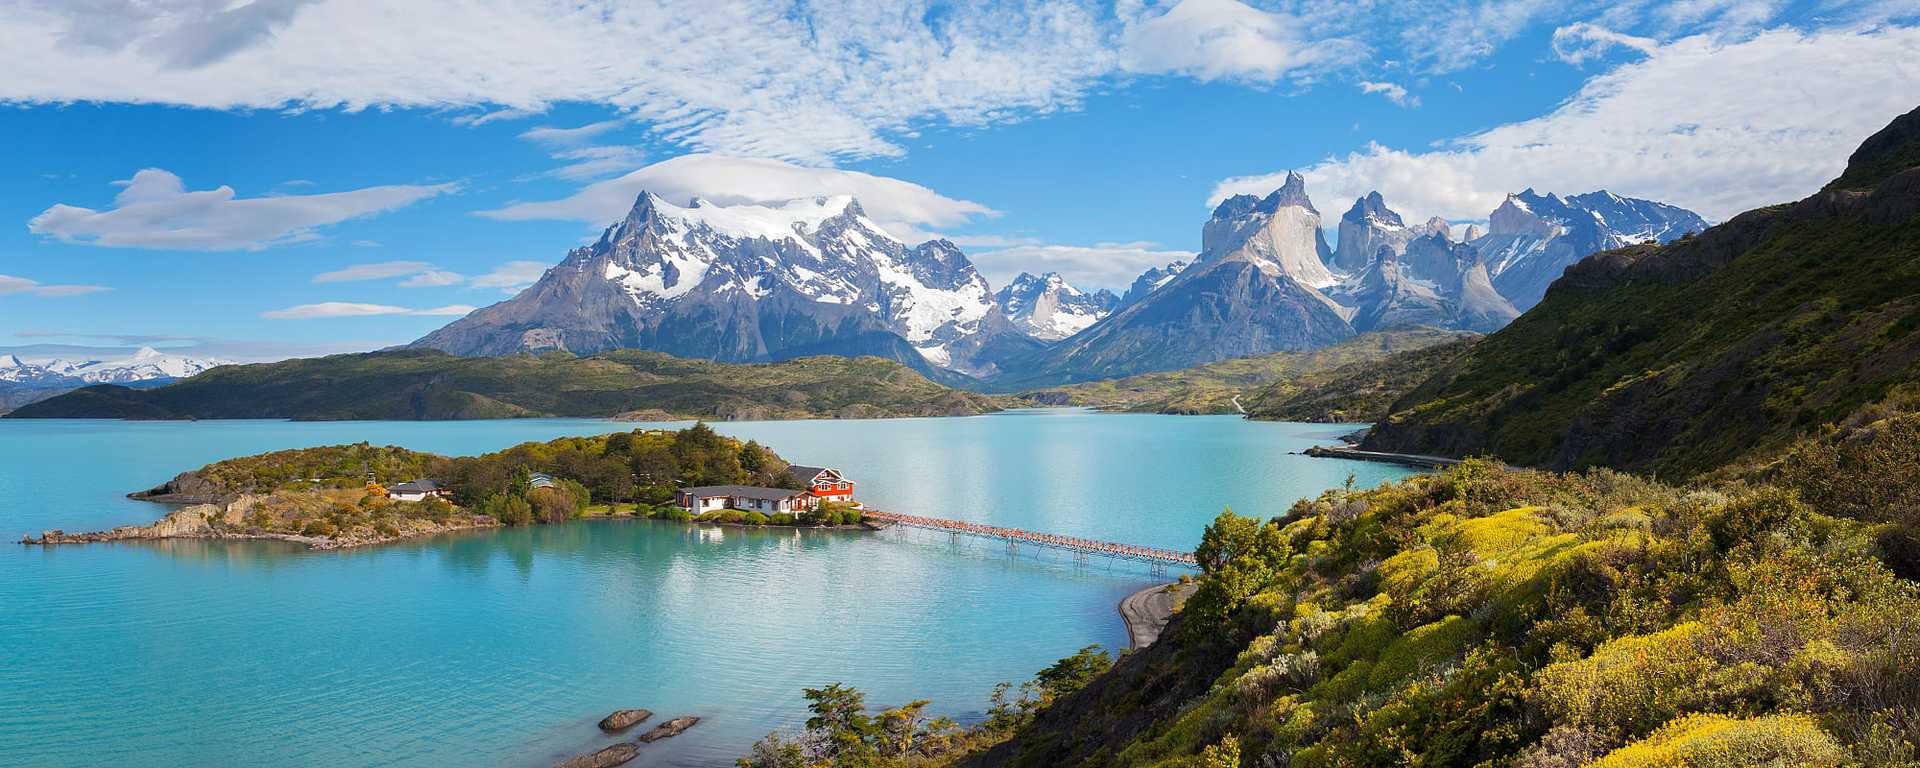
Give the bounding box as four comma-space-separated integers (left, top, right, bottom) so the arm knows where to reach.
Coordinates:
1118, 0, 1355, 82
262, 302, 475, 319
0, 0, 1116, 164
482, 154, 997, 242
29, 168, 455, 251
313, 260, 437, 283
1550, 22, 1659, 65
0, 273, 110, 297
1359, 80, 1417, 107
520, 120, 623, 146
467, 261, 551, 292
1212, 26, 1920, 224
398, 270, 465, 288
969, 241, 1192, 292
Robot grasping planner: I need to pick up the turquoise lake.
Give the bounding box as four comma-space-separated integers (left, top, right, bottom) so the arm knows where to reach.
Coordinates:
0, 410, 1414, 766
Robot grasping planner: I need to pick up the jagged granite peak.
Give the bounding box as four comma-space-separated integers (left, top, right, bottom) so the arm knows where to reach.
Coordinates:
1201, 177, 1339, 288
1424, 216, 1452, 240
1474, 188, 1708, 310
410, 191, 1032, 380
1118, 260, 1190, 308
1344, 191, 1405, 227
1463, 223, 1486, 241
994, 272, 1120, 342
1335, 239, 1518, 334
1332, 191, 1416, 274
1210, 171, 1317, 220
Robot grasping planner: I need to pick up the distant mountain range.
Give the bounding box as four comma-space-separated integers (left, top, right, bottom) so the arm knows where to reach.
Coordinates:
0, 347, 230, 413
403, 176, 1704, 388
5, 350, 993, 421
993, 272, 1118, 342
1006, 173, 1705, 385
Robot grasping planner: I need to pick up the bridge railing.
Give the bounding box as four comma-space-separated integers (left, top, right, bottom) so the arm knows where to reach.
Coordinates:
863, 510, 1199, 570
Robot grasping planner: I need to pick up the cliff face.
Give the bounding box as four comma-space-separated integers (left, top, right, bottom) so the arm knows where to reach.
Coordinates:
1363, 105, 1920, 477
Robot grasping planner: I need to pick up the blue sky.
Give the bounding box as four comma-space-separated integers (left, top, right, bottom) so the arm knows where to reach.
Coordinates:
1, 0, 1917, 360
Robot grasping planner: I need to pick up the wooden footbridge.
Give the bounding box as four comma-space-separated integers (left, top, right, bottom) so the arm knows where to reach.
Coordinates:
862, 510, 1199, 574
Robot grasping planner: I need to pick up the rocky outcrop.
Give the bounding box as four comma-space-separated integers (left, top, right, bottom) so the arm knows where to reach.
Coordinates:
555, 742, 639, 768
636, 716, 701, 743
22, 494, 499, 551
129, 470, 229, 504
596, 709, 653, 733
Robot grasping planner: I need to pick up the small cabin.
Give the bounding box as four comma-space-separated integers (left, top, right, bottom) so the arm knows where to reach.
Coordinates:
388, 479, 449, 502
528, 472, 557, 490
680, 485, 814, 514
786, 465, 855, 502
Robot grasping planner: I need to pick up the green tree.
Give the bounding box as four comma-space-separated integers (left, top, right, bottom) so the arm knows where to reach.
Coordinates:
1033, 645, 1111, 703
803, 683, 877, 763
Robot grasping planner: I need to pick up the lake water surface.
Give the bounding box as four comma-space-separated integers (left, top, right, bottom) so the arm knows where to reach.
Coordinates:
0, 410, 1413, 767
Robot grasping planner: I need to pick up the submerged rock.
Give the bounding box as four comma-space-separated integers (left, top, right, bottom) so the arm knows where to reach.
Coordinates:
636, 716, 701, 743
596, 709, 652, 732
555, 742, 638, 768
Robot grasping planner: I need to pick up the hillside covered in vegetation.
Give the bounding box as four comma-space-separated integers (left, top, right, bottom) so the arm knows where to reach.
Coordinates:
1243, 336, 1478, 423
1005, 329, 1473, 415
5, 349, 996, 421
1362, 105, 1920, 477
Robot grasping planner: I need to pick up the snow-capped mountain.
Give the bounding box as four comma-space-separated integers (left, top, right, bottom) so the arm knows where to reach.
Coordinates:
0, 347, 228, 384
1118, 260, 1188, 308
1014, 178, 1699, 384
994, 272, 1119, 342
1473, 189, 1707, 309
410, 192, 1036, 378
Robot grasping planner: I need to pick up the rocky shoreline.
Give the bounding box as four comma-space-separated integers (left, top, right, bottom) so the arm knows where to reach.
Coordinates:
21, 494, 501, 551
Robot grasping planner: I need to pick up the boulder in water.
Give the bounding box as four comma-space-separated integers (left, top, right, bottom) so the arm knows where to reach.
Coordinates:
636, 716, 701, 743
596, 709, 652, 732
555, 742, 638, 768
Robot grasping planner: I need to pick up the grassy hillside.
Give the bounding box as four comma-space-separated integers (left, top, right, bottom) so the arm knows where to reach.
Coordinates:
5, 349, 997, 421
1362, 105, 1920, 477
1005, 329, 1474, 415
1243, 337, 1477, 423
957, 452, 1918, 768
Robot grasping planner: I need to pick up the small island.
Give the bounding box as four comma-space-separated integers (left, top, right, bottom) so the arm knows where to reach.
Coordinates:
23, 423, 868, 550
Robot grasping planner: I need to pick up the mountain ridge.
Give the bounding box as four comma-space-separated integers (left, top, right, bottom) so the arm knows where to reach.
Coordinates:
1362, 104, 1920, 477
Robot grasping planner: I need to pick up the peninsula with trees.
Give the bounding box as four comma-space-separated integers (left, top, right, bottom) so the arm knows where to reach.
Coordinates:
23, 424, 865, 550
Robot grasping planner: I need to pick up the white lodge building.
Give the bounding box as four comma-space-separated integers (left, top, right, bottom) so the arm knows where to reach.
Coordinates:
679, 485, 814, 514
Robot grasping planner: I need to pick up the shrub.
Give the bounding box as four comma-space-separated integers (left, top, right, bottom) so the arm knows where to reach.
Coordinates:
698, 509, 747, 525
481, 493, 533, 526
742, 511, 770, 525
653, 506, 693, 522
301, 519, 337, 537
769, 513, 797, 526
1587, 713, 1846, 768
528, 486, 576, 524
